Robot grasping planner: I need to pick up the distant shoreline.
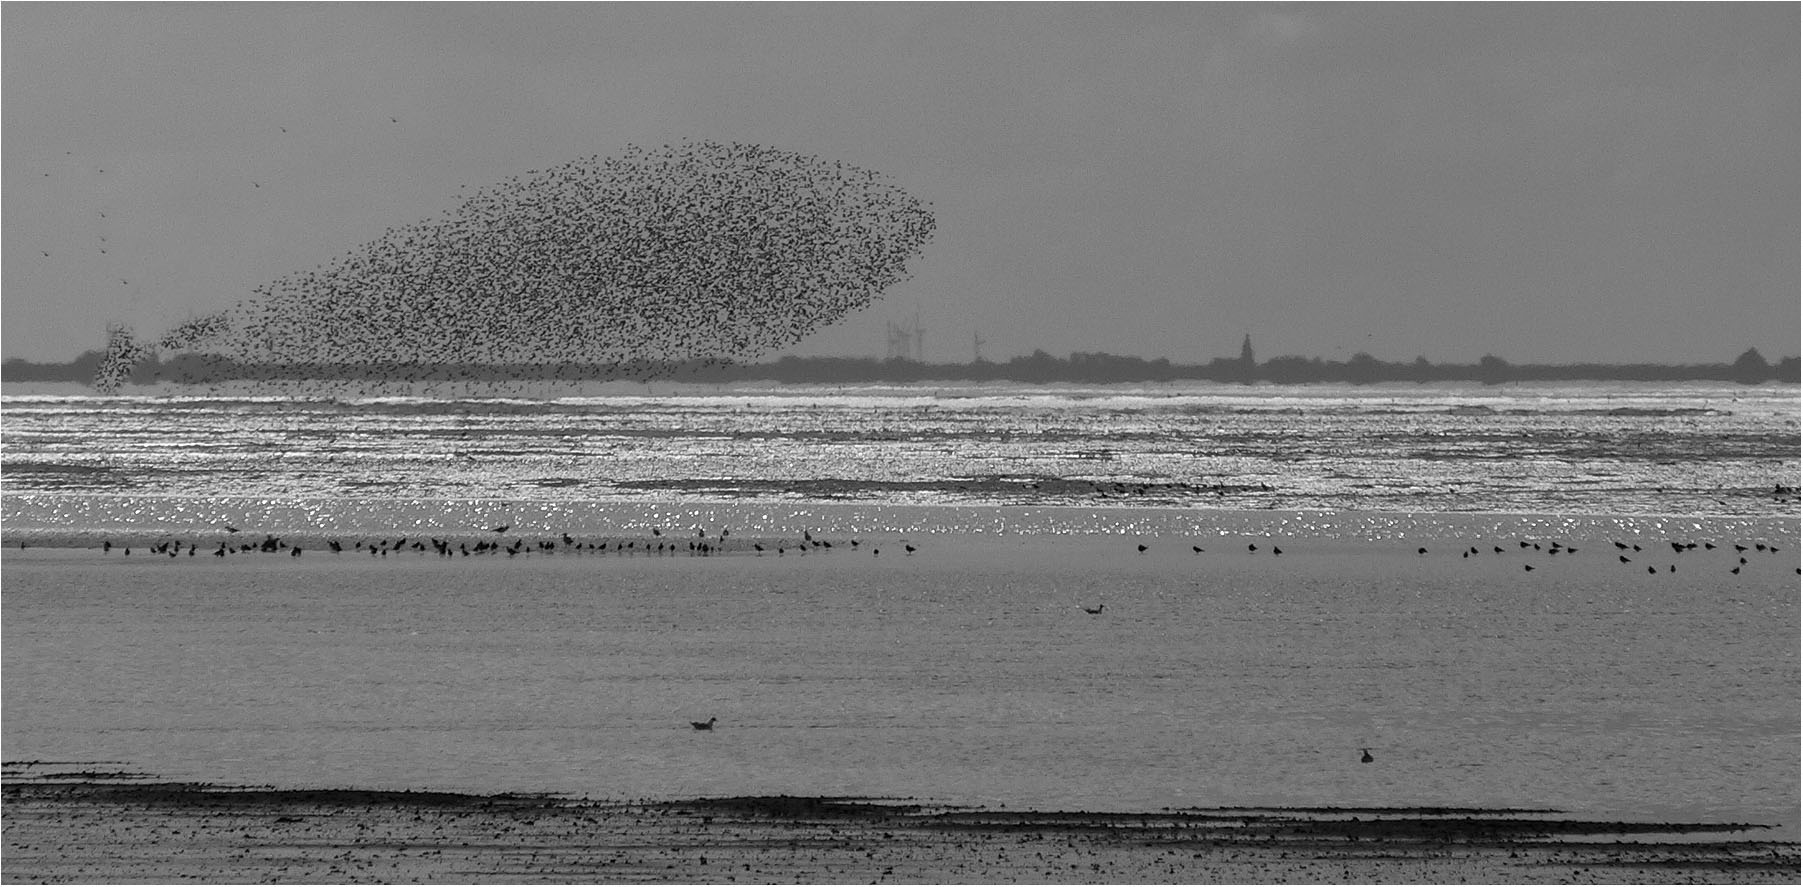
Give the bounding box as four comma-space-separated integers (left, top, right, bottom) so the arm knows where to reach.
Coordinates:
5, 346, 1798, 387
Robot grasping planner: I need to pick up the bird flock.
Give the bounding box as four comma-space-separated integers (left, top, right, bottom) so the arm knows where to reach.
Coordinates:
93, 141, 935, 391
78, 525, 908, 562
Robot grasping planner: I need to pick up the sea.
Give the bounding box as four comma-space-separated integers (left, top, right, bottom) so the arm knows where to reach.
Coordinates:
3, 379, 1798, 834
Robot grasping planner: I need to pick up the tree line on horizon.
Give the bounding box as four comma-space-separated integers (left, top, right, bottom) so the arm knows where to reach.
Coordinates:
2, 343, 1795, 386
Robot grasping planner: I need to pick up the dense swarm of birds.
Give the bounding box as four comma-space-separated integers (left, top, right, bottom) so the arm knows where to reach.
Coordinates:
94, 141, 935, 391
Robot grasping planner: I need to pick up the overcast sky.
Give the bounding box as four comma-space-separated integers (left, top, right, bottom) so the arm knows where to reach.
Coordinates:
5, 3, 1797, 365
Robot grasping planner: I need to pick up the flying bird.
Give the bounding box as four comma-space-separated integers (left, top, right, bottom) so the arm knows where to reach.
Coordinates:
89, 141, 936, 393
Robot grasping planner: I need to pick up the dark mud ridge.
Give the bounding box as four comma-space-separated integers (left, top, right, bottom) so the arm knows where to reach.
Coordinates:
4, 766, 1798, 883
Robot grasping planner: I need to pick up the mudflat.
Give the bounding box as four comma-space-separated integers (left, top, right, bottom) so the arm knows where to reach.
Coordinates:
3, 770, 1796, 884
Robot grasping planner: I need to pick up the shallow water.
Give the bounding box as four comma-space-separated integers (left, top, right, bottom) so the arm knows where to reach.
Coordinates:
2, 380, 1798, 839
3, 380, 1798, 523
4, 523, 1797, 837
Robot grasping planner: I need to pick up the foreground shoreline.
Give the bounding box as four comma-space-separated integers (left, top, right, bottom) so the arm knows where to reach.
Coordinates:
4, 769, 1797, 884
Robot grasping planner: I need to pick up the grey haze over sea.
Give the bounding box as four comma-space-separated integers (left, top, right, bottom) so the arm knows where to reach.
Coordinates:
3, 379, 1798, 839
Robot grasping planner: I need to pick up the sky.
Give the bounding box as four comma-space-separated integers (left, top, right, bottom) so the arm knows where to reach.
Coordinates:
4, 3, 1798, 366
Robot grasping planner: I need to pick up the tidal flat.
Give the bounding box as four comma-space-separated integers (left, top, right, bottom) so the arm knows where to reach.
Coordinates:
4, 768, 1797, 884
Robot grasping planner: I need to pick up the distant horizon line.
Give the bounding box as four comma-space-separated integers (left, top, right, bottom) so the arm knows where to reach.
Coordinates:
3, 341, 1798, 370
3, 343, 1796, 387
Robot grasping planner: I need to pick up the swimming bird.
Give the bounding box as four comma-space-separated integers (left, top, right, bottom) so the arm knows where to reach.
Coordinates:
1137, 544, 1148, 554
490, 524, 511, 533
1082, 604, 1105, 615
1360, 748, 1374, 763
691, 717, 717, 731
1192, 545, 1204, 553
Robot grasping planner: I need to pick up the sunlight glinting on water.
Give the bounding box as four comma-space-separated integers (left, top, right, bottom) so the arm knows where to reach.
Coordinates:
3, 382, 1797, 526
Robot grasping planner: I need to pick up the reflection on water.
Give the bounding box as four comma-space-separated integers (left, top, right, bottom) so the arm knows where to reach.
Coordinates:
2, 381, 1797, 839
3, 381, 1798, 521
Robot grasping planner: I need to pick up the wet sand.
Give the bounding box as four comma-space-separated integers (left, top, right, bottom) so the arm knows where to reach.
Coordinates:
3, 768, 1796, 884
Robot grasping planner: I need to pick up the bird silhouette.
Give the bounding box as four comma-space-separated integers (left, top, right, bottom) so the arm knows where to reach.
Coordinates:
691, 717, 717, 731
1082, 604, 1105, 615
1360, 748, 1374, 763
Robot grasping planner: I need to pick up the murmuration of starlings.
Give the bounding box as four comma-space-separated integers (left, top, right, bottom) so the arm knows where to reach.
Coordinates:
95, 141, 936, 391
